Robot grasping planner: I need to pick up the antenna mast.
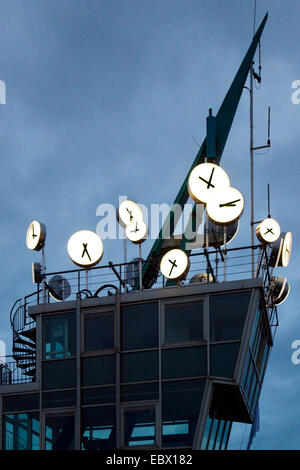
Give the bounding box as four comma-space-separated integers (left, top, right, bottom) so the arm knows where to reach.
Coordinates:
249, 4, 271, 276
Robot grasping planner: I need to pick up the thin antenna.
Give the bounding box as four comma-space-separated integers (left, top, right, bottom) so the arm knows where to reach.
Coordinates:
253, 0, 257, 37
267, 106, 271, 145
267, 184, 271, 218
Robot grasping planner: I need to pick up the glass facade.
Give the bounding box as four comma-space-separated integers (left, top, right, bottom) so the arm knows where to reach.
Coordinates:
82, 406, 115, 450
164, 301, 203, 343
45, 413, 75, 450
1, 285, 271, 450
43, 313, 76, 359
84, 312, 114, 351
3, 413, 40, 450
124, 408, 156, 447
162, 379, 206, 447
241, 301, 270, 414
209, 291, 251, 342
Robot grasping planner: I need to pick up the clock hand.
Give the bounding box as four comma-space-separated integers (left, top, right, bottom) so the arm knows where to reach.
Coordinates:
82, 243, 91, 261
126, 207, 133, 221
31, 225, 37, 238
264, 228, 274, 236
207, 167, 215, 189
168, 258, 177, 276
219, 199, 241, 207
131, 222, 140, 233
198, 172, 215, 189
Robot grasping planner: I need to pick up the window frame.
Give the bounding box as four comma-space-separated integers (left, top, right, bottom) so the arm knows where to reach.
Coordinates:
161, 296, 207, 347
121, 301, 159, 351
42, 409, 76, 451
121, 401, 160, 449
42, 312, 76, 360
82, 308, 116, 354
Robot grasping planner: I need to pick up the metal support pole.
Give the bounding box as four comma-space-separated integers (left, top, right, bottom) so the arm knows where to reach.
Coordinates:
85, 269, 89, 290
123, 233, 127, 288
42, 245, 46, 304
75, 294, 81, 450
250, 63, 255, 278
223, 227, 227, 282
139, 244, 142, 290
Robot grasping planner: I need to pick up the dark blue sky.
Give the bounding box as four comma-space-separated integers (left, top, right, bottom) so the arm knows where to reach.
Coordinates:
0, 0, 299, 449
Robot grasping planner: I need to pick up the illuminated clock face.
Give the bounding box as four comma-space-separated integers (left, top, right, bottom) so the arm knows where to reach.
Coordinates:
116, 200, 144, 228
26, 220, 46, 251
188, 163, 230, 204
256, 218, 281, 244
160, 249, 190, 280
281, 232, 292, 267
125, 220, 148, 244
206, 187, 244, 226
67, 230, 103, 268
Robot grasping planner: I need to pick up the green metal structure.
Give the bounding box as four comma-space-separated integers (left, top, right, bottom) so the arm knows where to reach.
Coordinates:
137, 12, 268, 290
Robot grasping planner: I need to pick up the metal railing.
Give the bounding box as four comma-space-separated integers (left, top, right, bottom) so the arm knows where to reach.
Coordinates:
10, 244, 274, 331
0, 359, 35, 385
36, 244, 271, 299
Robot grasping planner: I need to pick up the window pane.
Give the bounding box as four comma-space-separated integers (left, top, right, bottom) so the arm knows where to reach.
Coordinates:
121, 351, 158, 383
43, 390, 76, 408
122, 302, 158, 350
3, 393, 39, 412
165, 301, 203, 343
3, 412, 40, 450
84, 313, 114, 351
207, 418, 219, 450
43, 359, 76, 390
210, 343, 240, 378
82, 406, 115, 450
162, 346, 207, 379
82, 355, 115, 386
221, 422, 231, 450
43, 313, 76, 359
162, 379, 206, 447
124, 409, 155, 447
45, 414, 75, 450
201, 416, 213, 450
214, 420, 225, 450
121, 382, 158, 402
210, 291, 251, 342
82, 387, 115, 405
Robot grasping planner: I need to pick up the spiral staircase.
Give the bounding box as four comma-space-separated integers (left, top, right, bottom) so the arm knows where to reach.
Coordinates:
9, 298, 37, 382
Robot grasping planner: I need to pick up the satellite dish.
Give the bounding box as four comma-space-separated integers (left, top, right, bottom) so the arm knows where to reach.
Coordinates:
207, 219, 239, 247
271, 276, 290, 306
48, 275, 71, 301
189, 273, 214, 284
273, 281, 290, 306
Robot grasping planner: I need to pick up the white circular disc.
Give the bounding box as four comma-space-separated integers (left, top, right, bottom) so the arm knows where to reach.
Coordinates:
116, 200, 144, 228
281, 232, 292, 267
67, 230, 104, 268
125, 220, 148, 244
273, 282, 290, 306
26, 220, 46, 251
160, 248, 190, 280
188, 163, 230, 204
206, 187, 244, 226
256, 218, 281, 244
